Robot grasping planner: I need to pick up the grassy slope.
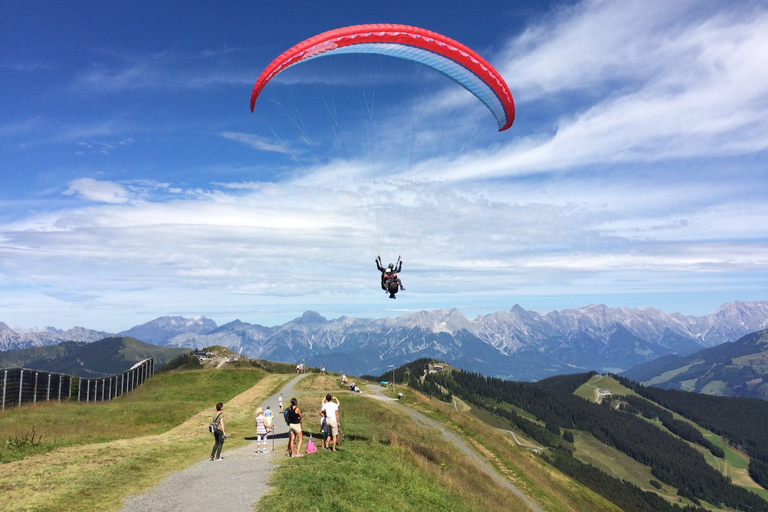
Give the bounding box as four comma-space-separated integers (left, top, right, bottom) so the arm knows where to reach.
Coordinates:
573, 374, 636, 402
0, 368, 620, 512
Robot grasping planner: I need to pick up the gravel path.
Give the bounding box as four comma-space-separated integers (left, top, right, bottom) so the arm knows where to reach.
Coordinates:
116, 375, 304, 512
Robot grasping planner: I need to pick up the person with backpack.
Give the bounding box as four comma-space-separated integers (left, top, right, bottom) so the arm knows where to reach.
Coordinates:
209, 402, 227, 461
285, 397, 304, 457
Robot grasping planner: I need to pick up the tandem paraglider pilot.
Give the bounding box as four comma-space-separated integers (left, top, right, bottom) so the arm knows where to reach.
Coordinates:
376, 256, 404, 299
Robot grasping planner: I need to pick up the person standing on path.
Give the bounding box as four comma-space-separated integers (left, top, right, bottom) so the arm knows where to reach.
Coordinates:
255, 407, 269, 453
286, 397, 304, 457
278, 393, 283, 412
321, 394, 340, 451
210, 402, 227, 461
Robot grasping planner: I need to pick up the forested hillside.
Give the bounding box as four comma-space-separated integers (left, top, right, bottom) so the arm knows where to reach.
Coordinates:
616, 376, 768, 492
415, 366, 768, 512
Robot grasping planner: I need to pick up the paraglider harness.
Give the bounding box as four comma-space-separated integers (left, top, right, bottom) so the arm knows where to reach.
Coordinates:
377, 256, 403, 297
385, 273, 402, 299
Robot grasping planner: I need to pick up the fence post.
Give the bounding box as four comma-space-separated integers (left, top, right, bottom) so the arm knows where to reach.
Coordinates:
33, 372, 38, 404
18, 369, 24, 407
2, 370, 6, 411
47, 373, 52, 401
87, 380, 91, 403
58, 375, 62, 403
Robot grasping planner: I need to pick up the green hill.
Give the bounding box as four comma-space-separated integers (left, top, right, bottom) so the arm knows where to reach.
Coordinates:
424, 368, 768, 510
622, 329, 768, 400
0, 336, 190, 377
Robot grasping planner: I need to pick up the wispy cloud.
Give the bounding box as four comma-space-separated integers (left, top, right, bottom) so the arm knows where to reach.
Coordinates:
429, 2, 768, 181
69, 48, 254, 93
220, 132, 293, 154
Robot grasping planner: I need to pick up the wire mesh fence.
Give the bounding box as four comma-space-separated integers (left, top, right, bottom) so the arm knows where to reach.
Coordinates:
1, 358, 154, 410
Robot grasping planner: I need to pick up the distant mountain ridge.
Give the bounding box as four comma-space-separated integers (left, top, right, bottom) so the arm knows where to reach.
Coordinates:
621, 329, 768, 399
3, 301, 766, 381
119, 316, 217, 345
0, 337, 190, 377
0, 322, 109, 351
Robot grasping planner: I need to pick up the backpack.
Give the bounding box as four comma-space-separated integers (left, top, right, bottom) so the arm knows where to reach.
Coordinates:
284, 408, 290, 425
209, 413, 222, 433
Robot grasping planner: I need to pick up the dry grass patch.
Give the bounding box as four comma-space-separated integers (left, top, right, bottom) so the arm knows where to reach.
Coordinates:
294, 372, 349, 392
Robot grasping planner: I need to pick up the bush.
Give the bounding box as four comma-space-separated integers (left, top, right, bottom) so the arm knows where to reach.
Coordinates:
156, 353, 201, 373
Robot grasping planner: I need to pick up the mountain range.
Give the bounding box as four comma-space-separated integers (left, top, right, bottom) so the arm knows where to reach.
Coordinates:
2, 301, 767, 381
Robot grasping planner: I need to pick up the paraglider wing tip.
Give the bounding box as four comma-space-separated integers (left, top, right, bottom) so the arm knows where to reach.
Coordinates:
498, 102, 516, 132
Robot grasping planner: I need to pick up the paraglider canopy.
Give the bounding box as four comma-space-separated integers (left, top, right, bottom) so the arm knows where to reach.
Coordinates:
251, 24, 515, 131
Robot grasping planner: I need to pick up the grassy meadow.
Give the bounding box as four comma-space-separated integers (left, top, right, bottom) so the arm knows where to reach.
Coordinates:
573, 374, 636, 402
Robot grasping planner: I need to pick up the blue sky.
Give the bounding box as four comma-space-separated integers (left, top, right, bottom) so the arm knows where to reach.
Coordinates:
1, 0, 767, 332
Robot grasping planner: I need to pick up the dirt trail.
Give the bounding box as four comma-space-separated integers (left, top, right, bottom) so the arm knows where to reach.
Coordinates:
363, 384, 543, 512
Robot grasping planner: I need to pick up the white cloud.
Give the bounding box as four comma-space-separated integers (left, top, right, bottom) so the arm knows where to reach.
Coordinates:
63, 178, 131, 204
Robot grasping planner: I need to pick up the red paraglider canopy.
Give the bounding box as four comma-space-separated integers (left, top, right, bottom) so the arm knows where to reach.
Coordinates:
250, 24, 515, 131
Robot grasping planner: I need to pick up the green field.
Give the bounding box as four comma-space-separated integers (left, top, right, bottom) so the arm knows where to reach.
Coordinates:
574, 374, 635, 402
644, 362, 699, 386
